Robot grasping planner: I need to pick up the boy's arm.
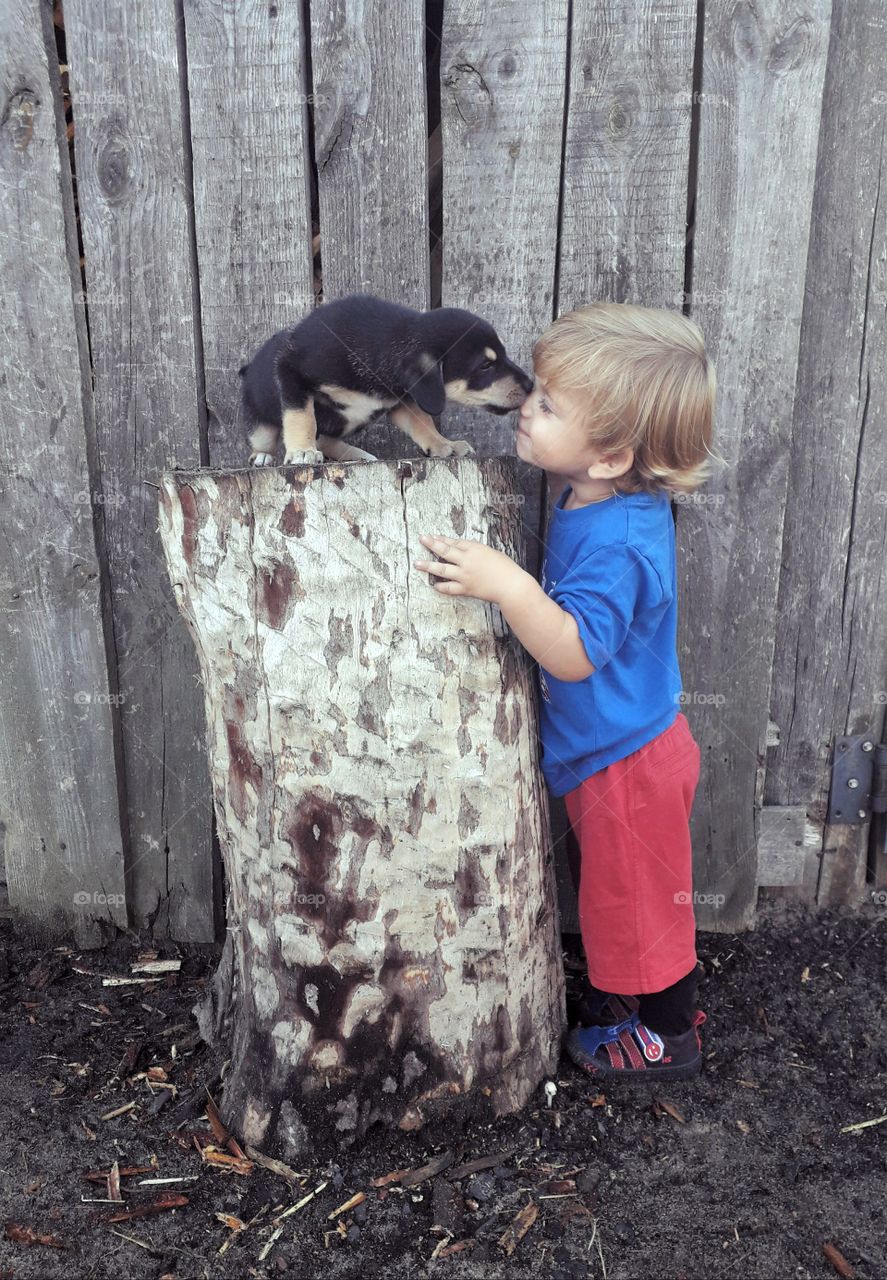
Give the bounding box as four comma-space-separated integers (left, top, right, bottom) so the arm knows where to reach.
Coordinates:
498, 568, 595, 683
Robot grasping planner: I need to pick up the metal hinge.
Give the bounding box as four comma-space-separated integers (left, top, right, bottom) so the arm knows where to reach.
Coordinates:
827, 735, 887, 825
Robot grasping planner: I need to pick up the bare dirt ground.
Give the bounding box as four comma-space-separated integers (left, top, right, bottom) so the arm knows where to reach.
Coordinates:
0, 903, 885, 1280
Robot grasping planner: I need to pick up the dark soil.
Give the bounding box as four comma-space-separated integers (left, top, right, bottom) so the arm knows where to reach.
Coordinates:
1, 903, 885, 1280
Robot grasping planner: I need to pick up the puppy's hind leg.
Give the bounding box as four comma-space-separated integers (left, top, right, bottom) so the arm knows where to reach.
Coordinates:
248, 423, 281, 467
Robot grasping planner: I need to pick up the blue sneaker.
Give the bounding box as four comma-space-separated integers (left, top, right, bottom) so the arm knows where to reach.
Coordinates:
565, 1009, 706, 1081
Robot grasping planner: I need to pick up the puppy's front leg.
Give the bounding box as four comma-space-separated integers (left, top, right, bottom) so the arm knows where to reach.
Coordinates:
282, 401, 324, 465
276, 351, 324, 464
388, 403, 475, 458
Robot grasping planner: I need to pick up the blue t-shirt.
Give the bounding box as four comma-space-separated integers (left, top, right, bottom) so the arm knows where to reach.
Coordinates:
537, 486, 682, 796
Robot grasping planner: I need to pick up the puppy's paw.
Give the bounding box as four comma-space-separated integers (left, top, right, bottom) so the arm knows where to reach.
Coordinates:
249, 451, 278, 467
425, 438, 476, 459
449, 439, 475, 457
283, 448, 325, 466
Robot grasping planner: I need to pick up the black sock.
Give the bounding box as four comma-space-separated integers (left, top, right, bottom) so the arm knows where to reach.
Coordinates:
637, 966, 699, 1036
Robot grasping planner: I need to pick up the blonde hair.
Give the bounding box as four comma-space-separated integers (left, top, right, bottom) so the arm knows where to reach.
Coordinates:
532, 302, 722, 496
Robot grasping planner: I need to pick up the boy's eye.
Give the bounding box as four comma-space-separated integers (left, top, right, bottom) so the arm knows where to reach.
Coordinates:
539, 397, 552, 414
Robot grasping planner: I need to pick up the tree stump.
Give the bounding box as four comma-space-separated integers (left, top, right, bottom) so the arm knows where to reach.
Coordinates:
158, 457, 565, 1157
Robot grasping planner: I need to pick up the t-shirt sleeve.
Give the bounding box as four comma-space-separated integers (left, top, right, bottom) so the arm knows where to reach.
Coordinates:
548, 545, 668, 672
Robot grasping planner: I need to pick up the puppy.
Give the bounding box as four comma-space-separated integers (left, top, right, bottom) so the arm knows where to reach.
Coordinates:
239, 293, 534, 465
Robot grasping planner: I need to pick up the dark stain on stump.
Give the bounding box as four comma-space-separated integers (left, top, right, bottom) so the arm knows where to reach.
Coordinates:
449, 503, 466, 536
280, 793, 379, 951
280, 498, 306, 538
324, 614, 353, 680
498, 641, 521, 694
498, 903, 509, 944
356, 658, 392, 738
458, 687, 480, 719
493, 698, 514, 746
454, 847, 489, 923
277, 819, 461, 1120
457, 794, 481, 840
294, 962, 372, 1038
457, 687, 481, 758
355, 925, 454, 1088
179, 485, 198, 568
406, 780, 426, 837
257, 561, 303, 630
493, 1003, 511, 1053
224, 715, 263, 824
222, 685, 260, 816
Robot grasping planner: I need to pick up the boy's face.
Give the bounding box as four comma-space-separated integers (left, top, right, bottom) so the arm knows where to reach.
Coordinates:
516, 368, 609, 480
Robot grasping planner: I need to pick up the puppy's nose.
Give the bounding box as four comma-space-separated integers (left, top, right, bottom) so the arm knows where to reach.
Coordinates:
516, 369, 534, 395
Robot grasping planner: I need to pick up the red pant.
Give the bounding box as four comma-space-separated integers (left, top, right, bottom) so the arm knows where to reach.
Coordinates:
563, 712, 701, 994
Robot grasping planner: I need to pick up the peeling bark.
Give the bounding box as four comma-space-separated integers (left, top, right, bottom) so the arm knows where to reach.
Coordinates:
158, 457, 565, 1156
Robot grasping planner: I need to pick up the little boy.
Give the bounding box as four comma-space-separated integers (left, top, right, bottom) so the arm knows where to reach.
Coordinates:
413, 301, 718, 1081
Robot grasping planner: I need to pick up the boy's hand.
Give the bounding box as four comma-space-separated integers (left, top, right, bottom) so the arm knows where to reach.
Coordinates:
413, 534, 524, 605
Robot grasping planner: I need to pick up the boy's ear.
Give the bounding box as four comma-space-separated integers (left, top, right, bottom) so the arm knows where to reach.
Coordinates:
404, 356, 446, 417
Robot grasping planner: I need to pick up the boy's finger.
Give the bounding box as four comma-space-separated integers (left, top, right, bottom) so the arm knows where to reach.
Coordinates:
421, 534, 463, 558
426, 561, 456, 579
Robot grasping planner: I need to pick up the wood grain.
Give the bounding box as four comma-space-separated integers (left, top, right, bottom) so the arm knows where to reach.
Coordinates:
183, 0, 316, 468
63, 0, 214, 939
760, 0, 887, 910
0, 0, 126, 944
439, 1, 569, 580
680, 0, 831, 928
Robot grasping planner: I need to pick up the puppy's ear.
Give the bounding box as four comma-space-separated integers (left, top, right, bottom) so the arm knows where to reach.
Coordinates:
404, 356, 446, 417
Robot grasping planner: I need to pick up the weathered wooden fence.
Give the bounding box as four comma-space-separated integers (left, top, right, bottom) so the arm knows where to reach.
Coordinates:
0, 0, 884, 945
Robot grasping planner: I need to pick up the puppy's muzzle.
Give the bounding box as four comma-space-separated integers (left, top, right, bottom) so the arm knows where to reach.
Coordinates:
484, 366, 534, 414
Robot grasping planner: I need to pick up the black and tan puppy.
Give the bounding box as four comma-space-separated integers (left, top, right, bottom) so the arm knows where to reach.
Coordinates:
239, 293, 534, 465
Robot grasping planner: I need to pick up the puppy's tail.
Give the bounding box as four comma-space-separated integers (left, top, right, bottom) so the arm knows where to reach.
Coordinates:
238, 362, 250, 377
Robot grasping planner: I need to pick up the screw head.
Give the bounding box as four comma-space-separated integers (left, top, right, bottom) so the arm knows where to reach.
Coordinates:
862, 741, 874, 752
848, 777, 859, 789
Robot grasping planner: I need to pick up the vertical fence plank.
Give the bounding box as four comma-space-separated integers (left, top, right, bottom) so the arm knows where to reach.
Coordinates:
183, 0, 316, 469
556, 0, 697, 312
62, 0, 214, 939
0, 0, 126, 944
312, 0, 429, 303
761, 0, 887, 908
683, 0, 832, 929
543, 0, 697, 931
439, 1, 570, 581
436, 0, 570, 938
309, 0, 430, 460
